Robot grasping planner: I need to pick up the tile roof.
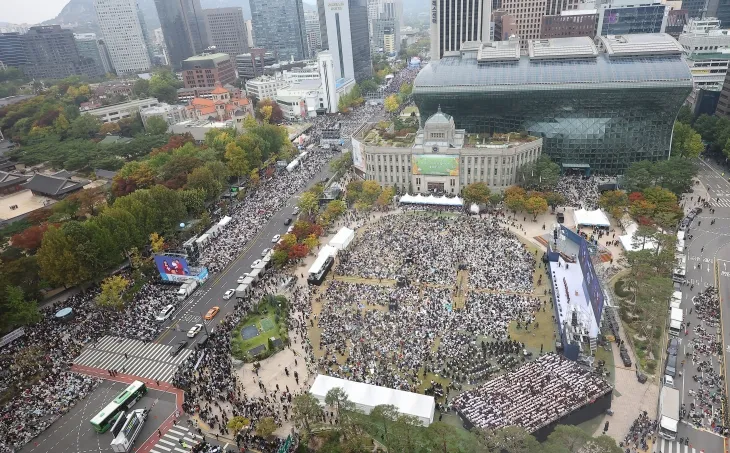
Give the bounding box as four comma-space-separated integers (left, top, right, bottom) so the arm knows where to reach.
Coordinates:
23, 173, 89, 196
0, 171, 30, 189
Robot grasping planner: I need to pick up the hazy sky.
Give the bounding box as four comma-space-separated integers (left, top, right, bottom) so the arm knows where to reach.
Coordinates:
2, 0, 69, 24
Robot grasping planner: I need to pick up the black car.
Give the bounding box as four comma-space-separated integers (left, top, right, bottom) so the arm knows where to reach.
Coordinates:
667, 337, 679, 356
196, 335, 209, 350
284, 218, 292, 225
170, 340, 187, 356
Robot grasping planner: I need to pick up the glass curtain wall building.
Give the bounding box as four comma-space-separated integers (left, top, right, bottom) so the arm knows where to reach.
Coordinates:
154, 0, 209, 69
413, 35, 692, 174
250, 0, 308, 61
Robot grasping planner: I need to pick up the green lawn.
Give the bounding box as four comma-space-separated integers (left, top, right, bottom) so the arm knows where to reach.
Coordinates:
230, 297, 289, 361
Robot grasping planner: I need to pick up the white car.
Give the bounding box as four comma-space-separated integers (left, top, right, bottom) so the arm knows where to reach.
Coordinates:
251, 259, 262, 268
237, 275, 249, 284
261, 248, 271, 257
187, 324, 203, 338
272, 234, 281, 243
155, 304, 175, 322
292, 207, 300, 215
287, 226, 294, 234
223, 289, 235, 300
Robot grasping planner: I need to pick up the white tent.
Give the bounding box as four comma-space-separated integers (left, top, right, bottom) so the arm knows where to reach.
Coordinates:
330, 227, 354, 251
618, 220, 657, 252
573, 209, 610, 228
309, 375, 435, 426
218, 216, 232, 227
308, 245, 338, 275
399, 194, 463, 207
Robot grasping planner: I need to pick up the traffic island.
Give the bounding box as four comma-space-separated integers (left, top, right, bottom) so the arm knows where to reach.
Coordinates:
231, 295, 289, 362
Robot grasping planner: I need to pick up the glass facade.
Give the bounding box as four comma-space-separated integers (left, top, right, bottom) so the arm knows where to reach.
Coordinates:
154, 0, 209, 69
349, 0, 373, 82
250, 0, 308, 61
599, 5, 666, 36
413, 54, 692, 174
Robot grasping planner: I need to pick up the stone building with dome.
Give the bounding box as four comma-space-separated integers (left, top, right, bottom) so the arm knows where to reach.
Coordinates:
351, 108, 543, 194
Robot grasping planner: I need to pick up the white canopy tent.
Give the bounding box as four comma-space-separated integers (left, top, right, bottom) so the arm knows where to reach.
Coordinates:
329, 227, 354, 251
218, 216, 232, 227
308, 245, 338, 275
399, 194, 463, 207
573, 209, 610, 228
618, 220, 658, 252
309, 375, 435, 426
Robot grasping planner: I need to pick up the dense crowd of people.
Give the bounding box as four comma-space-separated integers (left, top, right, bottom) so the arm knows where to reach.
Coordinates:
556, 175, 601, 210
453, 353, 612, 432
621, 411, 654, 452
336, 213, 535, 290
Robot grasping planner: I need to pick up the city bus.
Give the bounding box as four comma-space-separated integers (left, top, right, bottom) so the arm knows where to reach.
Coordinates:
90, 381, 147, 433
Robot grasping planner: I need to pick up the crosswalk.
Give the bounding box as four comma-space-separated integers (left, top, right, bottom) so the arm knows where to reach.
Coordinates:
711, 197, 730, 208
653, 438, 704, 453
73, 335, 193, 383
150, 425, 204, 453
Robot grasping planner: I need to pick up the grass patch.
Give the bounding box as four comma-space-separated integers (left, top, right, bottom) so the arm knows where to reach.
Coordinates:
614, 279, 632, 298
231, 295, 289, 362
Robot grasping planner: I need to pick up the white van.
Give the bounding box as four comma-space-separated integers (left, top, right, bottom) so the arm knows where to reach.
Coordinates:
155, 304, 175, 322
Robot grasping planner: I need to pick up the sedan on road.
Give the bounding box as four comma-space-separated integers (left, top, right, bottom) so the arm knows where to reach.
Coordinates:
667, 337, 679, 356
170, 340, 187, 356
292, 207, 299, 215
187, 324, 203, 338
261, 248, 271, 257
251, 259, 262, 268
204, 306, 220, 320
223, 289, 235, 300
272, 234, 281, 243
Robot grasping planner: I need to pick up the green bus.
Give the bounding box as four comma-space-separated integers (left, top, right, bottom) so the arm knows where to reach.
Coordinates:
90, 381, 147, 433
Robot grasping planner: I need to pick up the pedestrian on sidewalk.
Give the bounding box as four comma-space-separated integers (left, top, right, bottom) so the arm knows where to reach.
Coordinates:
158, 429, 162, 437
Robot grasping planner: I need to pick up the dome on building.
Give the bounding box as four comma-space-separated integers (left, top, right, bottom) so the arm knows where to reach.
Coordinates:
424, 106, 453, 126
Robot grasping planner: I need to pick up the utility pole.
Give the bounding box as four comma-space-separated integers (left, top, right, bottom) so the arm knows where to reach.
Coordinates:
199, 311, 209, 335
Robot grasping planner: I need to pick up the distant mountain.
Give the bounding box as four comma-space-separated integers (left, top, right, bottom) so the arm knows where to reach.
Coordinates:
42, 0, 99, 32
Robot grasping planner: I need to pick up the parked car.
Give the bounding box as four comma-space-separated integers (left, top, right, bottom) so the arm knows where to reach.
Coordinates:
667, 338, 679, 356
284, 218, 292, 225
170, 340, 187, 356
251, 259, 262, 268
292, 207, 300, 215
287, 226, 294, 234
272, 234, 281, 243
187, 324, 203, 338
237, 275, 247, 284
204, 306, 220, 320
665, 354, 677, 377
261, 248, 271, 257
223, 289, 235, 300
155, 304, 175, 322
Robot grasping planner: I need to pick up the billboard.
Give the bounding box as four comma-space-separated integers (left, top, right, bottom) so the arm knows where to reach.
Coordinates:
578, 237, 605, 324
412, 154, 459, 176
351, 138, 366, 171
154, 255, 191, 282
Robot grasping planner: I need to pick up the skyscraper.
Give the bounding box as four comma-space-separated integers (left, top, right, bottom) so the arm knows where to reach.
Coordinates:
250, 0, 308, 61
204, 7, 249, 57
154, 0, 210, 68
430, 0, 491, 59
74, 33, 108, 75
20, 25, 101, 79
596, 0, 668, 36
318, 0, 373, 82
305, 11, 322, 58
0, 32, 29, 68
370, 0, 402, 54
93, 0, 152, 74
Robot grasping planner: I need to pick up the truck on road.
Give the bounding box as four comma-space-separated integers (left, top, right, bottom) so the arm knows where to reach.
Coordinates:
669, 307, 683, 337
659, 386, 680, 440
176, 280, 198, 301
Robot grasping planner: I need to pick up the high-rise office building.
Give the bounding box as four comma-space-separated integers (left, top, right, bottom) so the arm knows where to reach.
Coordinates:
430, 0, 491, 58
596, 0, 668, 36
318, 0, 373, 82
250, 0, 308, 61
236, 48, 277, 79
74, 33, 109, 75
0, 32, 29, 68
154, 0, 210, 68
20, 25, 101, 79
370, 0, 402, 54
93, 0, 152, 75
204, 8, 249, 57
305, 11, 322, 57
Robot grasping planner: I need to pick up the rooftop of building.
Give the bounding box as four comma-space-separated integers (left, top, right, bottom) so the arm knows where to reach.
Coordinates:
360, 118, 419, 147
183, 52, 231, 63
414, 35, 691, 92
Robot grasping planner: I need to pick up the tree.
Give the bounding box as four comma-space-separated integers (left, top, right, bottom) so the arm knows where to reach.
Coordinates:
298, 192, 319, 216
288, 243, 310, 260
145, 116, 169, 135
462, 182, 491, 206
376, 186, 395, 209
96, 275, 130, 311
599, 190, 628, 219
385, 94, 400, 113
149, 69, 181, 103
303, 234, 320, 251
360, 79, 378, 93
149, 232, 165, 253
369, 404, 400, 451
68, 114, 101, 139
671, 122, 704, 158
4, 285, 41, 328
330, 151, 353, 174
271, 249, 288, 268
542, 425, 591, 453
360, 180, 383, 205
292, 393, 322, 437
476, 426, 540, 453
516, 155, 561, 191
186, 166, 222, 200
524, 196, 548, 220
676, 105, 693, 125
225, 142, 249, 180
226, 416, 250, 435
180, 188, 206, 216
37, 224, 90, 287
99, 122, 121, 136
255, 99, 283, 123
254, 417, 277, 438
325, 387, 356, 423
133, 78, 150, 97
10, 223, 51, 251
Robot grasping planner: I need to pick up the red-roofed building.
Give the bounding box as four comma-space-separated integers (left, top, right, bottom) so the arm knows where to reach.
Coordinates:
186, 83, 253, 125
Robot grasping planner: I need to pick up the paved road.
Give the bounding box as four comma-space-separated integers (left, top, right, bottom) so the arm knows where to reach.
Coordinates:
660, 158, 728, 452
24, 380, 175, 453
154, 154, 335, 348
